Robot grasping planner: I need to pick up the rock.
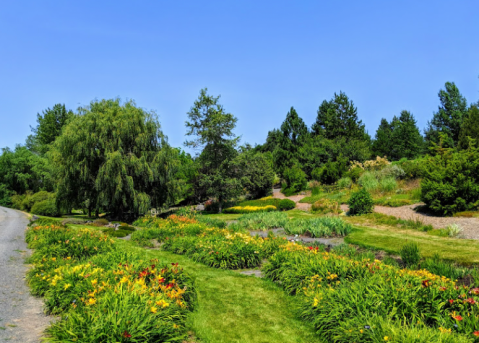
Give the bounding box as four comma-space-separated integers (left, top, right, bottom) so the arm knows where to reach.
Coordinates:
196, 204, 205, 211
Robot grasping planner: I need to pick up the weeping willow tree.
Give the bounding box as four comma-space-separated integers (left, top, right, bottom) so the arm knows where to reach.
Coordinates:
50, 99, 179, 218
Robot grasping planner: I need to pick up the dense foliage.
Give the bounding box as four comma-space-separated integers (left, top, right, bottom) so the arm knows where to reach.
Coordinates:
421, 144, 479, 215
51, 99, 177, 218
348, 188, 374, 215
25, 223, 195, 341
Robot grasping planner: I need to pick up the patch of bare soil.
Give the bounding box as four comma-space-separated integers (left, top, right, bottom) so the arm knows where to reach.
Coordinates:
341, 204, 479, 240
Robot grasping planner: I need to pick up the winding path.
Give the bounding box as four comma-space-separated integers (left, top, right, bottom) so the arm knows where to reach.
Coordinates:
0, 206, 49, 342
340, 204, 479, 240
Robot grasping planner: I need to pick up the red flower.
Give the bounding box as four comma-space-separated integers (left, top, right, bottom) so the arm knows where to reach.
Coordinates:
439, 286, 446, 291
171, 263, 178, 267
466, 298, 476, 305
123, 330, 132, 338
422, 279, 430, 287
449, 299, 454, 304
473, 331, 479, 337
470, 288, 479, 295
453, 315, 463, 321
308, 247, 314, 250
158, 277, 165, 283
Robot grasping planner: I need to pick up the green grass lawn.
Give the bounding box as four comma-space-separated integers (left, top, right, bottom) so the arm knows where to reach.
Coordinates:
117, 240, 322, 343
345, 225, 479, 265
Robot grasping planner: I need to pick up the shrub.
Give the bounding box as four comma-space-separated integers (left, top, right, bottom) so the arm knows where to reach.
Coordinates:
379, 177, 397, 192
311, 199, 341, 215
316, 161, 343, 185
347, 188, 374, 215
421, 147, 479, 215
0, 184, 12, 207
282, 165, 307, 195
31, 198, 61, 217
445, 224, 462, 237
337, 177, 352, 189
344, 166, 363, 182
376, 164, 405, 180
92, 218, 109, 227
278, 199, 296, 211
398, 158, 427, 179
400, 242, 420, 266
358, 172, 379, 191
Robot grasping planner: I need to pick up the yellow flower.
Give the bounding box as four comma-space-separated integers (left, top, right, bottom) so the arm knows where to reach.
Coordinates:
360, 329, 363, 333
88, 298, 96, 305
156, 300, 170, 308
120, 276, 129, 283
384, 337, 389, 341
150, 306, 158, 313
91, 279, 98, 286
64, 283, 71, 290
66, 257, 71, 260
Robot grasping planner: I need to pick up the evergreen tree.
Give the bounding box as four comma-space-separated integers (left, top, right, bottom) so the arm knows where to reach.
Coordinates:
273, 107, 309, 175
424, 82, 468, 148
311, 92, 368, 141
185, 88, 242, 213
371, 118, 393, 158
391, 111, 424, 160
27, 104, 74, 154
458, 105, 479, 149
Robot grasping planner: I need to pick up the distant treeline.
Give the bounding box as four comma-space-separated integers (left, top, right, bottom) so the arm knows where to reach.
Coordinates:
0, 81, 478, 216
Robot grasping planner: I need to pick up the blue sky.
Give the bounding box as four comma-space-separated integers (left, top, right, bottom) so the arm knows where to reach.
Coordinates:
1, 1, 478, 151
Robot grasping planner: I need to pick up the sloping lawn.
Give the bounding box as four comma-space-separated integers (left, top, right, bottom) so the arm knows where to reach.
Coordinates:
345, 225, 479, 265
118, 240, 322, 343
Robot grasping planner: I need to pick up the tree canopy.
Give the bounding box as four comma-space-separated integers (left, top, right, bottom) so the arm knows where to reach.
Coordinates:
51, 98, 176, 218
311, 92, 369, 141
27, 104, 74, 154
424, 82, 468, 148
185, 88, 242, 212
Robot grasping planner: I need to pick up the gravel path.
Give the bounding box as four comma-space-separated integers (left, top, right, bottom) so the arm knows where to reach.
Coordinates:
272, 189, 310, 209
0, 206, 50, 342
340, 204, 479, 240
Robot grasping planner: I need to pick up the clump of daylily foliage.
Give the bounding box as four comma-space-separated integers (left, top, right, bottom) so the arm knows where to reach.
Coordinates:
263, 242, 479, 342
133, 214, 286, 269
26, 222, 195, 342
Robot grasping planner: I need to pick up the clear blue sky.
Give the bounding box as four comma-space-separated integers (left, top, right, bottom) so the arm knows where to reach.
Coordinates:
1, 1, 478, 151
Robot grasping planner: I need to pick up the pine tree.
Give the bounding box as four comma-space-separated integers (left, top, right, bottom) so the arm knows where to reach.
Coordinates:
185, 88, 242, 213
391, 111, 424, 160
371, 118, 393, 158
273, 107, 309, 175
311, 92, 368, 141
458, 105, 479, 149
424, 82, 468, 148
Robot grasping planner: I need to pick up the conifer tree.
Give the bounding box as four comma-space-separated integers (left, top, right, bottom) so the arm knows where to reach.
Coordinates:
424, 82, 468, 148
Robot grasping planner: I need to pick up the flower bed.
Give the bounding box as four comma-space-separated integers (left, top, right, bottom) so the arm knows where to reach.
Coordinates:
26, 224, 195, 342
132, 215, 287, 269
223, 205, 277, 213
263, 243, 479, 342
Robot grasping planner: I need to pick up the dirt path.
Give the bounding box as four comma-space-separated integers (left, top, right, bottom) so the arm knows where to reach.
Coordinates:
272, 189, 311, 210
0, 207, 50, 342
340, 204, 479, 240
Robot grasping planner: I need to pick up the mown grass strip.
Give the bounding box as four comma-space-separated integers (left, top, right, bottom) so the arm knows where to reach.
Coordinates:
345, 225, 479, 265
118, 240, 322, 343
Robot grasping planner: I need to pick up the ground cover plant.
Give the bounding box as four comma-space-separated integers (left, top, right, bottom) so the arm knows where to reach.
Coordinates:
284, 217, 352, 238
25, 222, 195, 342
230, 211, 289, 230
263, 242, 479, 342
132, 214, 287, 269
